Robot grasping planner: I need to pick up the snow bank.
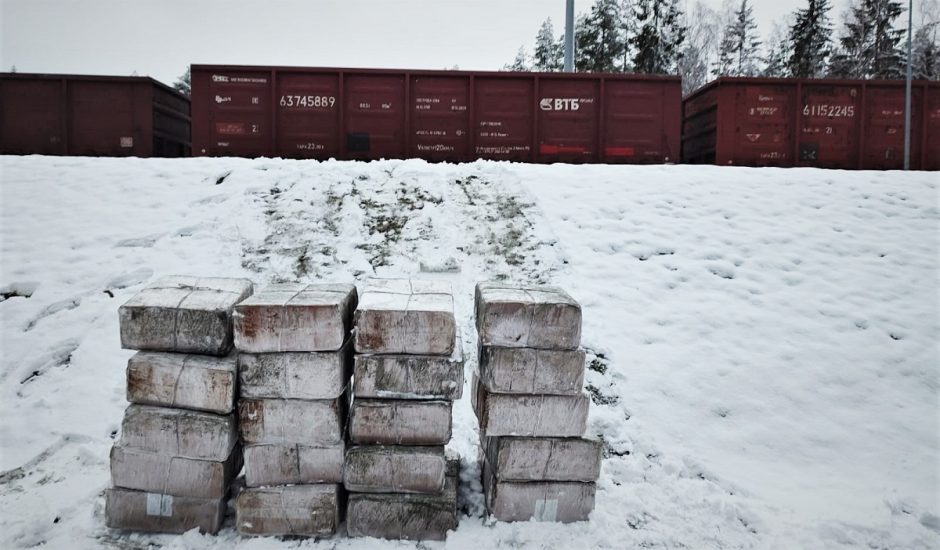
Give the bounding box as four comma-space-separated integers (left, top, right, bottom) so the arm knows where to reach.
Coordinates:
0, 156, 937, 548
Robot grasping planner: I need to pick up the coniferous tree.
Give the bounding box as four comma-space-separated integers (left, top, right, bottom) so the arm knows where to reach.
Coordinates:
173, 68, 191, 97
869, 0, 905, 77
788, 0, 834, 77
910, 22, 939, 79
556, 34, 568, 69
505, 46, 531, 71
631, 0, 687, 74
576, 0, 627, 72
714, 0, 762, 76
829, 0, 905, 78
533, 18, 563, 71
620, 0, 638, 71
763, 21, 793, 77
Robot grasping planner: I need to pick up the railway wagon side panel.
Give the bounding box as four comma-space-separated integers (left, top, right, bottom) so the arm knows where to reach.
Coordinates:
474, 76, 534, 162
410, 74, 471, 162
0, 78, 64, 155
926, 85, 940, 171
275, 72, 341, 159
725, 83, 796, 166
537, 78, 599, 163
193, 70, 272, 157
344, 74, 406, 161
797, 84, 861, 168
67, 80, 153, 157
604, 80, 679, 163
863, 85, 924, 170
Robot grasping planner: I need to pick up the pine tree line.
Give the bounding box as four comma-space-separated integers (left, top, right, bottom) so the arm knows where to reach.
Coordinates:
505, 0, 939, 90
505, 0, 687, 75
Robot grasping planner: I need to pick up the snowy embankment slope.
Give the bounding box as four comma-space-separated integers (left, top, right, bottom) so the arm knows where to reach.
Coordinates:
0, 156, 937, 549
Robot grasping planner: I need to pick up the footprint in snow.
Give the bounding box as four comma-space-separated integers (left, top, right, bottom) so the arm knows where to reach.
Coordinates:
175, 225, 203, 237
114, 234, 161, 248
17, 338, 81, 384
24, 298, 82, 331
106, 267, 153, 290
706, 263, 736, 280
191, 194, 229, 206
1, 281, 39, 302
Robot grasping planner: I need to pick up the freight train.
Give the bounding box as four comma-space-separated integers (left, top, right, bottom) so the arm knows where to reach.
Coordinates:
1, 68, 937, 170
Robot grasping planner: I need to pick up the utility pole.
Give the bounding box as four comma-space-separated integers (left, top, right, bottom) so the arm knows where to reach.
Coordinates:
564, 0, 575, 72
903, 0, 913, 170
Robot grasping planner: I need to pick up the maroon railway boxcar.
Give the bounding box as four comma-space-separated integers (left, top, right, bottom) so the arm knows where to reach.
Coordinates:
682, 77, 940, 170
0, 73, 191, 157
191, 65, 681, 164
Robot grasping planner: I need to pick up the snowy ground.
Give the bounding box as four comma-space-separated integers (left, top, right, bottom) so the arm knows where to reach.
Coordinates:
0, 156, 937, 549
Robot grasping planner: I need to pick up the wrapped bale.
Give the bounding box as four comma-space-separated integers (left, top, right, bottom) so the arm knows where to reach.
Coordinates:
478, 345, 584, 396
238, 396, 346, 446
354, 279, 456, 355
483, 436, 602, 482
238, 342, 351, 400
482, 461, 595, 523
475, 282, 581, 350
353, 341, 463, 400
236, 484, 343, 537
243, 443, 345, 487
472, 375, 589, 437
233, 283, 357, 353
126, 351, 237, 414
110, 444, 241, 499
119, 276, 253, 355
349, 398, 452, 445
344, 445, 446, 494
105, 487, 225, 534
119, 404, 237, 462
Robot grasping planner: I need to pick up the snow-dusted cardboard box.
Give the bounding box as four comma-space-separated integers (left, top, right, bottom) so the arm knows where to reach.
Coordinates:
474, 282, 581, 350
354, 278, 456, 355
238, 341, 352, 400
353, 340, 463, 400
110, 444, 241, 499
346, 454, 458, 541
472, 374, 589, 437
119, 276, 253, 356
233, 283, 357, 353
126, 351, 237, 414
478, 345, 585, 395
344, 445, 447, 494
105, 487, 225, 534
235, 484, 343, 537
243, 443, 345, 487
238, 397, 346, 446
119, 404, 237, 462
483, 436, 601, 482
349, 398, 452, 445
483, 461, 595, 523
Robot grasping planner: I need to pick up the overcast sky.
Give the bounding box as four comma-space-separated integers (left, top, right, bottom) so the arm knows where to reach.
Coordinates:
2, 0, 850, 85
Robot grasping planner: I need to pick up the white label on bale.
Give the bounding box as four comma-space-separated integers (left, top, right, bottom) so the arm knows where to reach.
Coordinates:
146, 493, 161, 516
120, 136, 134, 148
145, 493, 174, 517
534, 499, 558, 522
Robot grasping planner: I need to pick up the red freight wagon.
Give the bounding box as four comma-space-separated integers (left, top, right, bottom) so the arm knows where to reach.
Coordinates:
191, 65, 681, 164
682, 77, 940, 170
0, 73, 191, 157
